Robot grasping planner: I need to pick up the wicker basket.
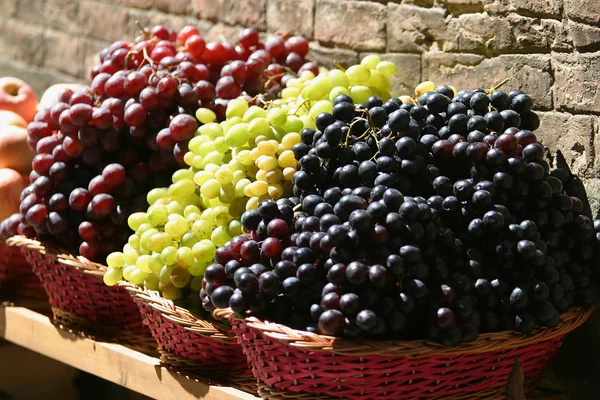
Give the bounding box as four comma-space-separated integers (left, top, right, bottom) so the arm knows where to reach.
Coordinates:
121, 282, 258, 395
216, 306, 593, 400
0, 239, 44, 301
6, 235, 157, 355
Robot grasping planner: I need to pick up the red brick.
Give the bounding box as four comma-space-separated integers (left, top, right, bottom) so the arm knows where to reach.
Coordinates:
44, 30, 83, 78
422, 53, 553, 110
308, 43, 358, 70
553, 51, 600, 113
266, 0, 315, 38
192, 0, 266, 30
387, 4, 453, 53
79, 0, 129, 43
315, 0, 386, 51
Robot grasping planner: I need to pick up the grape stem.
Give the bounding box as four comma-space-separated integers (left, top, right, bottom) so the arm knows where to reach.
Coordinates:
135, 20, 150, 39
334, 60, 346, 72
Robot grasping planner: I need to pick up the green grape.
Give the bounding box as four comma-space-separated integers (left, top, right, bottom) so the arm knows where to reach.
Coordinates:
167, 201, 185, 216
123, 265, 137, 281
196, 107, 217, 124
248, 118, 270, 139
140, 228, 159, 250
198, 122, 222, 140
189, 260, 208, 277
350, 85, 372, 104
106, 252, 125, 269
213, 136, 229, 153
128, 212, 149, 231
170, 267, 191, 288
148, 206, 168, 227
103, 267, 123, 286
186, 212, 202, 223
376, 60, 397, 77
165, 218, 188, 240
328, 69, 350, 88
213, 206, 232, 226
169, 179, 196, 199
219, 184, 235, 203
136, 255, 151, 273
128, 234, 141, 250
211, 226, 231, 247
225, 123, 250, 147
159, 265, 176, 284
181, 232, 200, 248
176, 246, 195, 269
190, 276, 204, 292
235, 178, 251, 197
163, 285, 182, 300
129, 268, 150, 286
300, 115, 315, 130
222, 116, 242, 132
215, 167, 233, 184
267, 108, 287, 127
144, 274, 160, 291
194, 170, 214, 186
361, 54, 382, 69
226, 219, 243, 237
192, 220, 212, 240
243, 105, 267, 122
346, 65, 371, 85
226, 98, 249, 119
148, 253, 164, 273
308, 100, 333, 120
197, 141, 216, 156
200, 179, 221, 199
160, 246, 178, 266
168, 213, 185, 222
172, 169, 195, 183
147, 188, 168, 205
137, 223, 152, 235
148, 232, 172, 252
193, 239, 216, 262
282, 116, 303, 133
329, 86, 351, 102
123, 247, 139, 265
184, 205, 201, 217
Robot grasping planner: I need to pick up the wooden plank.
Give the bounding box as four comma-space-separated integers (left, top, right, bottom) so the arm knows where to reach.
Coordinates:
0, 306, 258, 400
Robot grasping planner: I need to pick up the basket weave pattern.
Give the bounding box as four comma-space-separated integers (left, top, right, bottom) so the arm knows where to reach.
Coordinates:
224, 306, 593, 400
8, 236, 156, 353
122, 283, 257, 394
0, 241, 42, 295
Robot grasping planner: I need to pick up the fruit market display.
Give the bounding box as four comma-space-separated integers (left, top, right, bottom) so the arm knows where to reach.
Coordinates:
0, 16, 598, 379
14, 25, 313, 262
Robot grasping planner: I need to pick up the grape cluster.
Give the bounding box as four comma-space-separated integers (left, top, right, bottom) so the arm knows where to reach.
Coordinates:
203, 85, 600, 344
18, 25, 311, 262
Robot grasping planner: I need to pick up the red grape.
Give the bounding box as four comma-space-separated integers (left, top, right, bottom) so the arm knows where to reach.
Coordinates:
89, 175, 111, 196
78, 221, 99, 241
215, 76, 242, 99
69, 188, 92, 211
203, 42, 228, 65
79, 241, 100, 260
90, 107, 113, 129
124, 103, 147, 126
177, 25, 200, 45
26, 204, 47, 226
102, 163, 126, 188
185, 35, 206, 57
63, 136, 84, 157
91, 194, 115, 217
265, 36, 286, 60
36, 135, 60, 154
69, 103, 93, 126
32, 154, 55, 176
169, 114, 198, 141
239, 28, 259, 49
151, 25, 171, 40
285, 36, 309, 57
262, 237, 283, 258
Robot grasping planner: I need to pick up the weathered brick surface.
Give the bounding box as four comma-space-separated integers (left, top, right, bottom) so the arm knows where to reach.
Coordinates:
552, 51, 600, 113
44, 0, 80, 33
422, 53, 554, 109
82, 39, 108, 81
387, 4, 453, 53
44, 30, 83, 78
266, 0, 315, 38
441, 0, 484, 15
79, 0, 129, 43
565, 0, 600, 24
156, 0, 190, 14
567, 21, 600, 51
309, 43, 358, 70
0, 19, 46, 66
0, 59, 77, 95
193, 0, 266, 30
536, 112, 595, 177
315, 0, 386, 51
511, 0, 562, 19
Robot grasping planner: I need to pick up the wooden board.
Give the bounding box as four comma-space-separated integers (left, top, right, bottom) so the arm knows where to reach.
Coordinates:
0, 306, 258, 400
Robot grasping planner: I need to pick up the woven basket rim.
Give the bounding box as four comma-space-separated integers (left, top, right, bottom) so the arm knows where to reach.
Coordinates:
216, 305, 594, 356
119, 281, 236, 343
6, 235, 106, 278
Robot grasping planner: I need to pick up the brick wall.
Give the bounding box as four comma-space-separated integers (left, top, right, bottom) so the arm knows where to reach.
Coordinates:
0, 0, 598, 196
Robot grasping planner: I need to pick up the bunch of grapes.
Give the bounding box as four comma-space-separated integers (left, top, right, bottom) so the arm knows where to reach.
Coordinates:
201, 81, 600, 344
17, 24, 312, 262
103, 55, 398, 304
